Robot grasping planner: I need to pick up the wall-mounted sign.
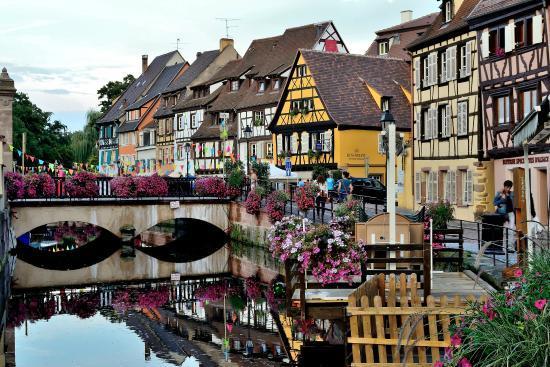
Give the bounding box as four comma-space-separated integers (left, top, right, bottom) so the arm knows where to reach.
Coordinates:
170, 201, 180, 209
503, 156, 549, 165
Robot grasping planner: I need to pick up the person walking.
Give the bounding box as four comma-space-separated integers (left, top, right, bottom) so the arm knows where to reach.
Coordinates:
315, 175, 328, 219
494, 180, 515, 247
326, 172, 335, 201
337, 171, 352, 202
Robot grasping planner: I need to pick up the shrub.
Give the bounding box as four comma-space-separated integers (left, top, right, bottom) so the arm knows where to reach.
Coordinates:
426, 200, 454, 229
268, 216, 310, 262
295, 182, 319, 212
65, 171, 99, 198
4, 172, 24, 199
23, 173, 55, 198
110, 176, 137, 197
244, 190, 262, 215
195, 176, 229, 198
311, 164, 329, 180
136, 174, 168, 197
266, 190, 288, 223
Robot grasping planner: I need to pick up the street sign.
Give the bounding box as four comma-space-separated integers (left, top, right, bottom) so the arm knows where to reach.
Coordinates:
171, 273, 181, 281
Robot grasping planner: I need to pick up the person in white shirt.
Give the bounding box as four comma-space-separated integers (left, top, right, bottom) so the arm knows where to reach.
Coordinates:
315, 175, 328, 219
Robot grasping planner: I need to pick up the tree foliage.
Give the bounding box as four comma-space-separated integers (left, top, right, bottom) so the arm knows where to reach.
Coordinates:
97, 74, 135, 113
12, 92, 73, 166
70, 110, 101, 165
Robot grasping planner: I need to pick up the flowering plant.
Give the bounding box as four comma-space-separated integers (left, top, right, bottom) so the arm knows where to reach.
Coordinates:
194, 280, 242, 305
4, 172, 25, 199
23, 173, 55, 198
110, 176, 138, 197
112, 287, 169, 313
245, 275, 263, 301
266, 190, 288, 223
65, 171, 99, 198
295, 182, 319, 212
267, 215, 310, 262
194, 176, 230, 198
435, 249, 549, 366
136, 174, 168, 197
244, 190, 262, 215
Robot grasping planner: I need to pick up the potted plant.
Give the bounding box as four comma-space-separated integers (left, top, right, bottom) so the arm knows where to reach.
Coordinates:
253, 117, 264, 127
300, 106, 310, 115
426, 200, 454, 230
289, 109, 299, 117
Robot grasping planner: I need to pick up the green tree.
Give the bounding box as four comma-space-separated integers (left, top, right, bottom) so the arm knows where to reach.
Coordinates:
12, 92, 73, 167
70, 109, 101, 164
97, 74, 135, 113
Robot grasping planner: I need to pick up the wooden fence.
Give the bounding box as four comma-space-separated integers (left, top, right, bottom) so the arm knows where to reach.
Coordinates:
347, 273, 486, 367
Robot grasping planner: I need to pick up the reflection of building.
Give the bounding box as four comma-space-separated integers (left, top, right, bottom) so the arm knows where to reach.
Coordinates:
467, 0, 550, 225
409, 0, 489, 221
269, 50, 413, 208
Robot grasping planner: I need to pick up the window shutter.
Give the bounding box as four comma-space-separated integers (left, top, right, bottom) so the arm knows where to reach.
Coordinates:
276, 135, 283, 153
505, 23, 515, 52
448, 46, 457, 80
466, 170, 473, 205
415, 172, 421, 203
431, 108, 438, 139
457, 102, 465, 135
464, 41, 472, 77
416, 110, 422, 140
301, 132, 309, 152
414, 58, 421, 89
445, 104, 451, 137
429, 52, 438, 85
533, 15, 543, 44
441, 51, 447, 83
481, 31, 490, 58
423, 57, 430, 87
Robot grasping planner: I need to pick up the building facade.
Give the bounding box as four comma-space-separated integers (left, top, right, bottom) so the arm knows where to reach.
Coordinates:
269, 50, 414, 207
468, 0, 550, 225
409, 0, 491, 221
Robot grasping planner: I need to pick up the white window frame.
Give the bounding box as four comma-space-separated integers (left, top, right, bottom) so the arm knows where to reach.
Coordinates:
445, 1, 453, 23
258, 81, 265, 93
440, 51, 448, 83
379, 41, 389, 55
496, 95, 511, 125
230, 80, 239, 91
273, 79, 280, 90
457, 101, 468, 136
254, 110, 265, 124
462, 170, 473, 205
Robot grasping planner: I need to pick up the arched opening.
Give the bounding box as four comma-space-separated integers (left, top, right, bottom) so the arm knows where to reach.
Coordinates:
15, 221, 120, 270
135, 218, 228, 262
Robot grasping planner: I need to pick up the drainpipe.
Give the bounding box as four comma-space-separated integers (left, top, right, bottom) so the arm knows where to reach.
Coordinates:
523, 142, 533, 263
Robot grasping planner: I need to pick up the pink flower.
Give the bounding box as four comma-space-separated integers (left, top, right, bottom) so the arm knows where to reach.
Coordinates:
433, 362, 444, 367
513, 268, 523, 277
482, 301, 496, 320
450, 334, 461, 347
524, 311, 537, 321
459, 358, 472, 367
534, 299, 547, 310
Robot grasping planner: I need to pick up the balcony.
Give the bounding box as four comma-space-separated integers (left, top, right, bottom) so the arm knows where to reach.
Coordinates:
99, 137, 118, 148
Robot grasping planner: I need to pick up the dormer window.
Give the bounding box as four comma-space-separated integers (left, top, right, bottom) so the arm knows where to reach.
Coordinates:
444, 1, 453, 23
296, 65, 307, 77
230, 80, 240, 91
381, 97, 391, 112
273, 79, 281, 90
378, 41, 389, 55
258, 80, 265, 93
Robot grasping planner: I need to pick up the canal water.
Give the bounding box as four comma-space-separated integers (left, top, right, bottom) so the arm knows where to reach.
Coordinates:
7, 278, 284, 367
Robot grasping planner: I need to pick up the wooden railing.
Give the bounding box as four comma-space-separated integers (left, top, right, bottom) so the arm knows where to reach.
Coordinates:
347, 273, 487, 367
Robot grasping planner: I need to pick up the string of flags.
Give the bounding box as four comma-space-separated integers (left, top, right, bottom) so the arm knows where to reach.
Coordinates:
8, 144, 93, 175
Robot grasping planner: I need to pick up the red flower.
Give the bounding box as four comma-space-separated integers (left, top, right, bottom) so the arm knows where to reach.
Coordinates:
534, 299, 547, 310
513, 268, 523, 277
458, 357, 472, 367
450, 333, 462, 347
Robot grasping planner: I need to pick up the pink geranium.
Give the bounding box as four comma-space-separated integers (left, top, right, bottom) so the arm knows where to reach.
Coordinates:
450, 333, 462, 347
136, 174, 168, 197
194, 176, 230, 198
4, 172, 25, 199
244, 190, 262, 215
110, 176, 137, 197
65, 171, 99, 198
534, 299, 547, 310
458, 358, 472, 367
513, 268, 523, 278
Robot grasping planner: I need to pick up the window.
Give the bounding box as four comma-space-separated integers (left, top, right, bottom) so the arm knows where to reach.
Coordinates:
489, 25, 506, 56
461, 170, 473, 205
457, 101, 468, 136
258, 81, 265, 93
423, 108, 438, 139
250, 143, 257, 157
519, 88, 538, 119
427, 171, 438, 203
378, 41, 389, 55
444, 1, 453, 23
494, 95, 511, 125
313, 131, 331, 152
378, 133, 385, 154
291, 99, 314, 113
159, 120, 165, 135
440, 51, 448, 83
296, 65, 307, 77
459, 42, 472, 78
230, 80, 240, 91
254, 110, 265, 125
273, 79, 281, 90
143, 131, 151, 146
446, 46, 457, 81
381, 97, 390, 111
266, 142, 273, 157
445, 170, 456, 204
515, 17, 534, 48
218, 113, 228, 126
439, 105, 451, 138
415, 172, 421, 203
191, 113, 197, 128
423, 52, 438, 87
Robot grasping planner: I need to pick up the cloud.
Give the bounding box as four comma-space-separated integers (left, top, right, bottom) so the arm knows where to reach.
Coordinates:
0, 20, 54, 35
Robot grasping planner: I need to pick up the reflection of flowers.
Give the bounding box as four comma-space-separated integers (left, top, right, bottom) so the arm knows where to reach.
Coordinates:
245, 276, 263, 301
50, 222, 101, 250
112, 287, 169, 313
61, 293, 100, 319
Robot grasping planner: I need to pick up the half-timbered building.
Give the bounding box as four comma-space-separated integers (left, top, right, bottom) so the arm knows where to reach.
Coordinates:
269, 50, 413, 205
467, 0, 550, 225
191, 22, 348, 174
408, 0, 489, 221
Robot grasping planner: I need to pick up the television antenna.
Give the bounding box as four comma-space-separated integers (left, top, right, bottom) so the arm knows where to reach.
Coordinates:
216, 18, 240, 38
172, 38, 189, 50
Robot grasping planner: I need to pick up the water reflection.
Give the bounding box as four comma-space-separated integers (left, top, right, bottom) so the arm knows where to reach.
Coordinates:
8, 278, 285, 366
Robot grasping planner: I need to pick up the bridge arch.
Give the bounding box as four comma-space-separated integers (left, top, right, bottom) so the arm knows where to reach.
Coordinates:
11, 201, 230, 238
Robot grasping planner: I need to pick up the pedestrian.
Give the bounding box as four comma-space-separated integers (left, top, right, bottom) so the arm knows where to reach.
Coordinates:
315, 175, 328, 219
337, 171, 353, 202
297, 178, 305, 188
250, 168, 258, 192
326, 172, 335, 201
494, 180, 515, 246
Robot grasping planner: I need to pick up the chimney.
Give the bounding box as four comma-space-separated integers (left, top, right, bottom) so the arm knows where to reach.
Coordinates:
401, 10, 413, 24
196, 52, 203, 58
219, 38, 234, 52
142, 55, 148, 74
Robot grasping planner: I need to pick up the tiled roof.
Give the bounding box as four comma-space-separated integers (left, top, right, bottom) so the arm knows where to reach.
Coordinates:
173, 86, 222, 112
468, 0, 535, 21
407, 0, 483, 50
163, 50, 220, 94
126, 62, 186, 111
365, 13, 438, 60
118, 119, 140, 133
236, 80, 284, 110
208, 85, 244, 112
207, 22, 331, 84
98, 50, 181, 124
286, 50, 411, 130
191, 114, 238, 141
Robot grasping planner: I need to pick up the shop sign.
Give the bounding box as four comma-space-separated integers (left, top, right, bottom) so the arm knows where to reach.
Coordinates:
503, 156, 549, 165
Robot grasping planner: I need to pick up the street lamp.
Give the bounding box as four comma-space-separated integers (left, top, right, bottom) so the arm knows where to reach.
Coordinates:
184, 143, 191, 178
380, 111, 396, 270
243, 125, 253, 174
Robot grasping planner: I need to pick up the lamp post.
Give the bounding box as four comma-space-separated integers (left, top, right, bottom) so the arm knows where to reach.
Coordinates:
380, 111, 396, 270
243, 125, 253, 174
184, 142, 191, 178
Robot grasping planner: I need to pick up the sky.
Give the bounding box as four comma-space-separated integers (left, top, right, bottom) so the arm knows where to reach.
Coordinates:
1, 0, 435, 132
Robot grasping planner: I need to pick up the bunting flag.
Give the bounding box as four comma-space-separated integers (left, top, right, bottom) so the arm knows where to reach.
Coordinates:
226, 323, 233, 333
8, 144, 13, 152
38, 159, 44, 165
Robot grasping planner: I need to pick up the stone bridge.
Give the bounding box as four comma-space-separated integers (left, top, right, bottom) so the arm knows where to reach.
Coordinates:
10, 198, 230, 237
